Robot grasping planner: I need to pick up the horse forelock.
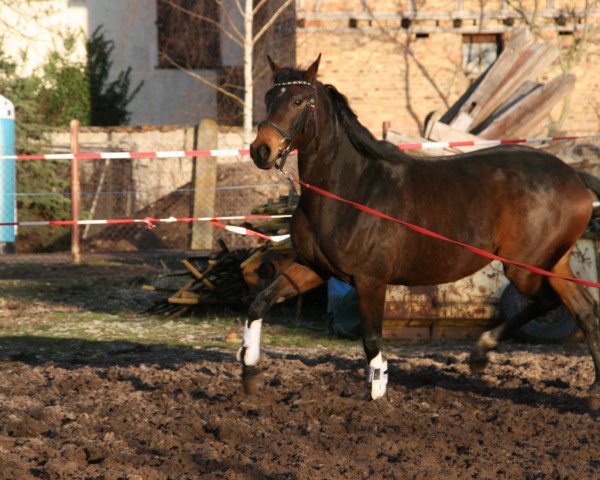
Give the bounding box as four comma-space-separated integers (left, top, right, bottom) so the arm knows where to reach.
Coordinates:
265, 67, 311, 107
273, 67, 306, 84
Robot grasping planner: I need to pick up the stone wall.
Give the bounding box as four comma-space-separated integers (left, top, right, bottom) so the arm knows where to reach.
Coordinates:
49, 124, 249, 213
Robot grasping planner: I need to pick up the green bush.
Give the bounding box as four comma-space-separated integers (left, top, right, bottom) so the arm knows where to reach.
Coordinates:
88, 27, 143, 126
0, 27, 143, 252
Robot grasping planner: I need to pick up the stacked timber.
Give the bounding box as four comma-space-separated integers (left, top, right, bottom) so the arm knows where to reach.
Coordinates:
245, 193, 297, 239
145, 243, 257, 318
145, 194, 297, 318
145, 239, 296, 318
386, 27, 575, 152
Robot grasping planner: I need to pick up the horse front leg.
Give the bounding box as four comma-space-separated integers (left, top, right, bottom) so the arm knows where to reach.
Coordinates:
238, 261, 325, 394
354, 275, 388, 400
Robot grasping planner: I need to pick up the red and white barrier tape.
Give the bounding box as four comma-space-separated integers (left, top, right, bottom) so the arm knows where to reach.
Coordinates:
0, 214, 292, 242
209, 219, 289, 242
396, 135, 600, 151
1, 134, 599, 161
0, 149, 249, 161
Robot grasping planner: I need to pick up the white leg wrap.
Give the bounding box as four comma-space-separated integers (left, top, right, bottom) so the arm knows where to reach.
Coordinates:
368, 352, 388, 400
478, 331, 498, 351
236, 319, 262, 366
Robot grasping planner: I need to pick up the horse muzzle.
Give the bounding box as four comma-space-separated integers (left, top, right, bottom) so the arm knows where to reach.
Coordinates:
249, 141, 276, 170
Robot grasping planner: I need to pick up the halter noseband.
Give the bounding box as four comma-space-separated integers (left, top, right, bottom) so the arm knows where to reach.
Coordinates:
258, 80, 317, 171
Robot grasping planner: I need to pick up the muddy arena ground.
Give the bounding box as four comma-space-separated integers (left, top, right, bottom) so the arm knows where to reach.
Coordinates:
0, 338, 598, 479
0, 258, 596, 479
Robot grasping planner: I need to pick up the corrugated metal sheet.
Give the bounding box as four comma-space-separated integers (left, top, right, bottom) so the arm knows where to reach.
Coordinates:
384, 238, 598, 322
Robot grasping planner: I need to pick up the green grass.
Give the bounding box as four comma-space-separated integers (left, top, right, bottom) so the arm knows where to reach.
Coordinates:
0, 257, 355, 355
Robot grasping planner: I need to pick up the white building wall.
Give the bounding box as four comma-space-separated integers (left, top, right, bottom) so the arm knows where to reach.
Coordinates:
220, 0, 245, 66
1, 0, 232, 127
1, 0, 88, 73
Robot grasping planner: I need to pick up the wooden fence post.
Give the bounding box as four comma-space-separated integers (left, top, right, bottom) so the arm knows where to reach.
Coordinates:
191, 119, 218, 251
70, 119, 80, 264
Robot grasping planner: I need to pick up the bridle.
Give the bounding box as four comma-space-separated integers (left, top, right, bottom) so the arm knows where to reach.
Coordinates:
258, 80, 316, 171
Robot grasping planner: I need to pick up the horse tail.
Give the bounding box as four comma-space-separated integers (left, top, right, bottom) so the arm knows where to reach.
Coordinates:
577, 170, 600, 202
577, 171, 600, 228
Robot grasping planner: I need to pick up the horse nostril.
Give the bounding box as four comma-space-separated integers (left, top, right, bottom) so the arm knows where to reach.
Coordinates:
251, 143, 270, 160
259, 144, 271, 162
250, 142, 273, 168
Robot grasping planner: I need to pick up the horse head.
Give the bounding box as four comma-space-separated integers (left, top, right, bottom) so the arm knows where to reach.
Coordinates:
250, 54, 321, 170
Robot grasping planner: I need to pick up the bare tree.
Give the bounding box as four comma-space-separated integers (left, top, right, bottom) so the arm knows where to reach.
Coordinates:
157, 0, 294, 145
0, 1, 58, 39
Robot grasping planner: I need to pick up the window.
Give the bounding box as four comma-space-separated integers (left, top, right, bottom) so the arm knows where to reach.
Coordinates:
462, 34, 503, 80
157, 0, 221, 69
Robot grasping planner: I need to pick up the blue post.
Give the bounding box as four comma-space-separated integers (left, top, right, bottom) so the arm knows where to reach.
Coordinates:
0, 95, 16, 253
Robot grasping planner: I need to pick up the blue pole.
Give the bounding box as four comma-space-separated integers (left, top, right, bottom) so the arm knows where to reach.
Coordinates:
0, 94, 16, 253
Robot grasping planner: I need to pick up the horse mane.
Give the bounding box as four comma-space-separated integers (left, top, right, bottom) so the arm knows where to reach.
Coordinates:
323, 84, 405, 161
271, 66, 404, 161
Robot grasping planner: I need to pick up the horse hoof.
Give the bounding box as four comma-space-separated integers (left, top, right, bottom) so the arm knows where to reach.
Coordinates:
588, 396, 600, 410
588, 382, 600, 410
587, 384, 600, 410
468, 352, 488, 375
241, 365, 263, 396
371, 382, 387, 400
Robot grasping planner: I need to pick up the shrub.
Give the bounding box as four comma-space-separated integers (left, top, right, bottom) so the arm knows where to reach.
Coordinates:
0, 27, 143, 251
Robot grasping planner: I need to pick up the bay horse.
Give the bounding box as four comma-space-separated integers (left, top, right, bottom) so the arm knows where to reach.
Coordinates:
241, 54, 600, 400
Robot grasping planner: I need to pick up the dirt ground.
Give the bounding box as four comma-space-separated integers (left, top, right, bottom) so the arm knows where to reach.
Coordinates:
0, 257, 598, 479
0, 337, 598, 479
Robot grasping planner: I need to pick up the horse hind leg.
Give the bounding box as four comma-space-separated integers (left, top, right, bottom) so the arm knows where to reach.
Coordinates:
469, 252, 564, 374
548, 251, 600, 395
469, 284, 560, 374
238, 262, 325, 394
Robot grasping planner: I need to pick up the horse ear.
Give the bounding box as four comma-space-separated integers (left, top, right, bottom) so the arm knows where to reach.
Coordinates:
267, 55, 282, 78
304, 53, 321, 83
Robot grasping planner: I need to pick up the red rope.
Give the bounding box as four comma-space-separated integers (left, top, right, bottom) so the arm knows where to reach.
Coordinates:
293, 178, 600, 289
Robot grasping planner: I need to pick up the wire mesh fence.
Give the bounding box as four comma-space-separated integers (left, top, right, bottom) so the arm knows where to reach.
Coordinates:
5, 124, 299, 259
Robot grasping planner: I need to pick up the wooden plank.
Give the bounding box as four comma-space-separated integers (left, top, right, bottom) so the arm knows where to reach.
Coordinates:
382, 319, 432, 341
476, 83, 547, 139
468, 42, 559, 130
449, 112, 474, 132
431, 325, 487, 341
507, 74, 576, 138
438, 66, 491, 125
449, 27, 534, 131
168, 296, 201, 305
385, 129, 460, 156
426, 120, 485, 152
482, 74, 575, 139
383, 318, 495, 340
181, 258, 217, 291
471, 81, 543, 137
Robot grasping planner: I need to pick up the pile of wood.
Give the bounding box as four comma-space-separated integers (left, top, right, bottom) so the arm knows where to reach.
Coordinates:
387, 27, 574, 153
145, 243, 255, 318
246, 192, 298, 238
145, 193, 298, 318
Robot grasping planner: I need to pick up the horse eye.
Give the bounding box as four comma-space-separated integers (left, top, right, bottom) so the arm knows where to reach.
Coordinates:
293, 99, 303, 106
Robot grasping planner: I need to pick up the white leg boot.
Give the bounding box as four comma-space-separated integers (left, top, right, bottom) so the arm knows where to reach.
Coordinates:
368, 352, 388, 400
237, 319, 262, 366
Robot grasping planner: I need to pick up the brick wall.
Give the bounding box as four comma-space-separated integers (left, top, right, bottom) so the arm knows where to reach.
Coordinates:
294, 0, 600, 138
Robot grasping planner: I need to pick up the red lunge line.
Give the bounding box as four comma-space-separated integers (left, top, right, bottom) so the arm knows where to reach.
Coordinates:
293, 178, 600, 289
